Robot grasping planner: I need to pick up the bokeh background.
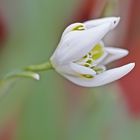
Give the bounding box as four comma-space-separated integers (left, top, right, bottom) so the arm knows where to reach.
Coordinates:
0, 0, 140, 140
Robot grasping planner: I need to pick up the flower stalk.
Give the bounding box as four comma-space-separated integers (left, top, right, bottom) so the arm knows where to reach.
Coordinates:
2, 61, 52, 81
25, 61, 53, 72
4, 70, 40, 81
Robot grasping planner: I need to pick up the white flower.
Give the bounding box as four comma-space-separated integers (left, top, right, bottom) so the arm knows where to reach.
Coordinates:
50, 17, 135, 87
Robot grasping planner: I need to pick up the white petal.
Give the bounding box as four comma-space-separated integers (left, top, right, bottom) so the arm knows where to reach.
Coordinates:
50, 23, 86, 65
61, 23, 86, 38
62, 63, 135, 87
70, 63, 96, 75
103, 47, 129, 65
84, 17, 120, 30
57, 22, 112, 64
55, 62, 96, 77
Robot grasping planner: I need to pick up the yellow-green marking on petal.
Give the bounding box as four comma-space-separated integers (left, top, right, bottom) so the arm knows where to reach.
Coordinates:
92, 66, 105, 74
91, 43, 104, 60
84, 63, 91, 67
72, 24, 85, 31
81, 74, 94, 79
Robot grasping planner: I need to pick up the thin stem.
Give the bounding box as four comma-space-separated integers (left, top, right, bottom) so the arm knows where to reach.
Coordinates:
3, 60, 52, 81
4, 70, 40, 80
24, 60, 53, 72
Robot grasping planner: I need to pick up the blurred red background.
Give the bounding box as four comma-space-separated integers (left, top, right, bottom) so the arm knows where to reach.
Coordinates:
74, 0, 140, 117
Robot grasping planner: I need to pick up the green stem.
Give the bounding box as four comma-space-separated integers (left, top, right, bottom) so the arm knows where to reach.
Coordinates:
24, 60, 53, 72
4, 71, 40, 80
3, 61, 53, 81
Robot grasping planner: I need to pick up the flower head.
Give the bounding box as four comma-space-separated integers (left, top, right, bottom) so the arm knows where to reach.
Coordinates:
50, 17, 135, 87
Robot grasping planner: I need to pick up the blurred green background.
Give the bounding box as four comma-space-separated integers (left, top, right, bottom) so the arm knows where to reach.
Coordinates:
0, 0, 140, 140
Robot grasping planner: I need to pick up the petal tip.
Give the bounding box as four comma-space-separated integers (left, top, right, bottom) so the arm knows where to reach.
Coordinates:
111, 17, 120, 29
128, 62, 135, 70
116, 17, 121, 21
121, 49, 129, 56
121, 62, 135, 75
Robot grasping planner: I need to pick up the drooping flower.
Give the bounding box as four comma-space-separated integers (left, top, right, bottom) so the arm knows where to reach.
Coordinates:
50, 17, 135, 87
